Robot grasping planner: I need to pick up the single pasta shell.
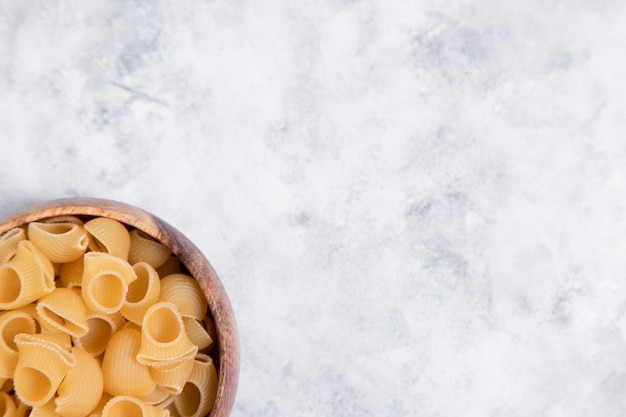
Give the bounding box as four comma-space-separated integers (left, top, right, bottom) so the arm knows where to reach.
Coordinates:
128, 230, 171, 268
27, 222, 89, 263
0, 310, 37, 378
137, 302, 198, 366
148, 356, 194, 395
36, 288, 89, 338
182, 317, 212, 351
102, 396, 168, 417
101, 328, 155, 397
159, 274, 208, 320
174, 354, 218, 417
59, 257, 83, 290
55, 347, 104, 417
138, 385, 173, 405
0, 227, 26, 264
72, 310, 125, 357
120, 262, 161, 325
84, 218, 130, 261
82, 252, 136, 314
29, 399, 57, 417
14, 334, 76, 407
0, 392, 16, 417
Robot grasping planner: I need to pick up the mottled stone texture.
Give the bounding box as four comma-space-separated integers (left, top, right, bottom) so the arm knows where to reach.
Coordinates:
1, 0, 626, 415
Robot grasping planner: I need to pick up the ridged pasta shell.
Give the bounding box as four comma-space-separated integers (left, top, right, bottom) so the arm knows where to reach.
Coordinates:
159, 275, 208, 320
148, 356, 194, 395
59, 257, 83, 290
102, 396, 168, 417
155, 255, 182, 277
182, 317, 212, 351
0, 310, 37, 378
87, 394, 112, 417
138, 385, 172, 405
128, 230, 171, 269
55, 347, 103, 417
137, 302, 197, 366
0, 228, 26, 265
36, 288, 89, 338
84, 218, 130, 261
28, 222, 89, 263
101, 328, 155, 397
29, 399, 57, 417
72, 311, 125, 357
13, 334, 76, 407
0, 241, 54, 310
120, 262, 160, 325
81, 252, 137, 314
0, 392, 16, 417
174, 354, 218, 417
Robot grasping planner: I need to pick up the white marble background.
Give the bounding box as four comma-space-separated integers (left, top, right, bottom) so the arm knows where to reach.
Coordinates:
2, 0, 626, 415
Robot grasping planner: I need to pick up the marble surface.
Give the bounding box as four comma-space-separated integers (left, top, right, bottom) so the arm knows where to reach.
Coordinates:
2, 0, 626, 415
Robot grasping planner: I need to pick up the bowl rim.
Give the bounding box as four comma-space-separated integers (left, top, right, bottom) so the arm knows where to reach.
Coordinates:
0, 197, 239, 417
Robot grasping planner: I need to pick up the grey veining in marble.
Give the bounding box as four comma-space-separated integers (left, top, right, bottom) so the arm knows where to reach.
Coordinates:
2, 0, 626, 415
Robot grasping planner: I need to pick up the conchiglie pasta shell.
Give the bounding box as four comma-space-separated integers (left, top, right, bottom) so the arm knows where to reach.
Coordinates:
87, 394, 111, 417
84, 218, 130, 261
82, 252, 137, 314
159, 275, 207, 320
138, 385, 171, 405
119, 262, 160, 325
43, 216, 83, 226
29, 399, 59, 417
102, 396, 168, 417
174, 354, 218, 417
55, 348, 103, 417
14, 334, 76, 407
155, 256, 182, 278
0, 228, 25, 265
137, 302, 197, 366
36, 288, 89, 337
0, 389, 16, 417
59, 257, 83, 290
0, 310, 37, 378
148, 356, 194, 395
27, 222, 89, 263
0, 241, 54, 310
182, 317, 212, 351
101, 328, 155, 397
128, 230, 171, 269
72, 311, 125, 357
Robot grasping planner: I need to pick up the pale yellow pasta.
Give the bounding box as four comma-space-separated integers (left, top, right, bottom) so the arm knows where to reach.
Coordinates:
59, 257, 83, 290
81, 252, 137, 314
101, 328, 155, 397
0, 310, 37, 379
35, 332, 72, 352
173, 354, 218, 417
28, 399, 57, 417
0, 241, 55, 310
158, 275, 207, 320
138, 386, 171, 406
43, 216, 83, 226
55, 347, 103, 417
27, 222, 88, 263
182, 317, 212, 351
36, 288, 89, 338
0, 390, 16, 417
148, 357, 194, 395
87, 394, 111, 417
84, 218, 130, 261
0, 228, 25, 265
119, 262, 160, 325
14, 400, 29, 417
155, 256, 182, 278
202, 316, 217, 351
72, 311, 125, 357
13, 334, 76, 407
128, 230, 171, 269
101, 396, 168, 417
137, 302, 197, 366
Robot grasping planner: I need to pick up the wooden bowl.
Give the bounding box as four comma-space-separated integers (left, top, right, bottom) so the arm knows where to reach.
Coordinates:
0, 197, 239, 417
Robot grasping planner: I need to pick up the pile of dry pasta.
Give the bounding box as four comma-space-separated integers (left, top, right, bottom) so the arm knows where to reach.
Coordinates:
0, 216, 218, 417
